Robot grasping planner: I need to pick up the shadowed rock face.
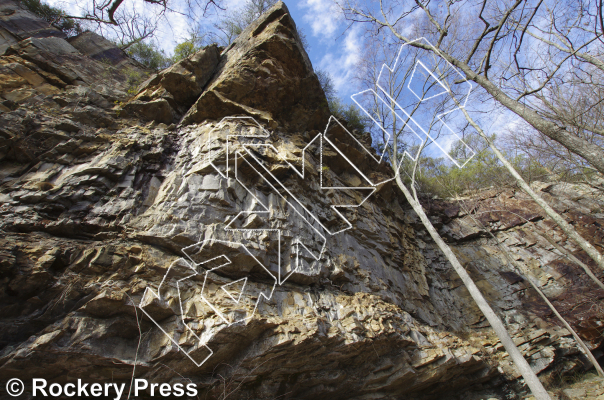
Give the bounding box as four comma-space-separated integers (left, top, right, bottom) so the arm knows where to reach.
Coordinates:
0, 1, 603, 399
421, 185, 604, 351
68, 31, 147, 71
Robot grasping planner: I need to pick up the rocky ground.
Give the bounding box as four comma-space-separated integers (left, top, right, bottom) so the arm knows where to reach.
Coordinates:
0, 1, 603, 399
549, 372, 604, 399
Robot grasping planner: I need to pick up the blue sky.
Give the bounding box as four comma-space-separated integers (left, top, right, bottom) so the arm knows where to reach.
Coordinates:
43, 0, 515, 162
44, 0, 510, 160
210, 0, 364, 102
43, 0, 532, 174
288, 0, 363, 102
47, 0, 362, 103
207, 0, 364, 103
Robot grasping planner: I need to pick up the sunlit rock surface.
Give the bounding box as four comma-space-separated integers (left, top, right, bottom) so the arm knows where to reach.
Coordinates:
0, 1, 603, 399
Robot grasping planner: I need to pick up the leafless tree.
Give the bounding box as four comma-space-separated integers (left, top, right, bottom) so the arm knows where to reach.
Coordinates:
61, 0, 223, 49
338, 0, 604, 176
188, 0, 278, 47
454, 202, 604, 377
393, 157, 552, 400
342, 0, 604, 279
502, 76, 604, 186
347, 32, 552, 398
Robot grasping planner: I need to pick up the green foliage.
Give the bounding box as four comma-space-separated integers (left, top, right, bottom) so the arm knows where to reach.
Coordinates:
125, 41, 171, 71
172, 41, 198, 63
329, 98, 371, 134
402, 133, 552, 198
19, 0, 82, 37
114, 100, 124, 117
124, 68, 149, 95
316, 69, 336, 103
127, 35, 207, 71
316, 69, 370, 134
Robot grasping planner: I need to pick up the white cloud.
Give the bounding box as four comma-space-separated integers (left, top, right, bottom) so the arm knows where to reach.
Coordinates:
299, 0, 341, 41
318, 24, 363, 98
153, 1, 192, 53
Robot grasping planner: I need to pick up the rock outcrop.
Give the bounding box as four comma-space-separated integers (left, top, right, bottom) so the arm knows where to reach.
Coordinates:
422, 184, 604, 352
1, 1, 603, 399
125, 44, 221, 123
123, 3, 328, 131
0, 4, 147, 118
180, 3, 329, 131
0, 0, 66, 54
68, 31, 147, 70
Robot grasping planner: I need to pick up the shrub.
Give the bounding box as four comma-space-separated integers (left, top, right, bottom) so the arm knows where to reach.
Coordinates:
400, 133, 553, 198
329, 98, 371, 134
172, 41, 198, 63
125, 41, 171, 71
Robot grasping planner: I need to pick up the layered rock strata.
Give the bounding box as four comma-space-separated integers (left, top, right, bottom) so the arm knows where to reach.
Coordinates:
0, 1, 603, 399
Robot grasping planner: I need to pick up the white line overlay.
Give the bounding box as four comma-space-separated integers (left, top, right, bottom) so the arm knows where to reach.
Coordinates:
132, 37, 477, 369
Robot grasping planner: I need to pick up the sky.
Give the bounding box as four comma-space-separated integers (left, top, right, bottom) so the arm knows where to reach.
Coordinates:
45, 0, 363, 103
205, 0, 365, 102
289, 0, 362, 101
43, 0, 507, 161
216, 0, 364, 101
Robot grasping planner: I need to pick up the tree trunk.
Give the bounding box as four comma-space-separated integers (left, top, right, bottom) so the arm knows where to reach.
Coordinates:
525, 272, 604, 377
447, 56, 604, 175
462, 206, 604, 377
405, 40, 604, 175
456, 105, 604, 272
472, 73, 604, 175
393, 174, 551, 400
531, 224, 604, 291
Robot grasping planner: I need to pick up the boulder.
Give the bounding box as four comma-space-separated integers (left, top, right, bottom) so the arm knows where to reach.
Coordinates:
122, 98, 174, 124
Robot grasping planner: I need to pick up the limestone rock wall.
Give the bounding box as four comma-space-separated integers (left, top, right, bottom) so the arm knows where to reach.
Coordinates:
0, 1, 603, 399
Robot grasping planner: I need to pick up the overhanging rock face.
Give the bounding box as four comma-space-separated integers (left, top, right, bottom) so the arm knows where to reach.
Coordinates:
0, 1, 603, 399
180, 2, 329, 131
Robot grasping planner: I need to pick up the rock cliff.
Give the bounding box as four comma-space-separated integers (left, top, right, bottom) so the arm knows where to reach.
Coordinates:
0, 1, 603, 399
